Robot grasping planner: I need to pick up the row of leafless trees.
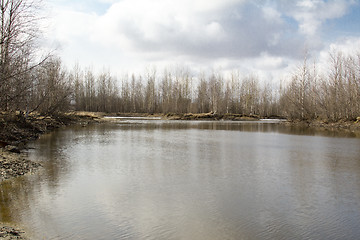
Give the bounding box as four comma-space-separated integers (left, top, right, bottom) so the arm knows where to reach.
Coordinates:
113, 69, 279, 116
3, 48, 360, 121
67, 50, 360, 121
69, 66, 280, 116
280, 52, 360, 121
1, 0, 359, 121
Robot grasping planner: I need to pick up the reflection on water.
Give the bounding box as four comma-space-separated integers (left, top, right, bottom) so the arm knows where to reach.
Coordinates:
1, 120, 360, 239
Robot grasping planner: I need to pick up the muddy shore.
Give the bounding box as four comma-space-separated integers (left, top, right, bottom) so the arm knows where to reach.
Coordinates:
0, 224, 29, 240
285, 118, 360, 132
0, 111, 106, 180
163, 112, 262, 121
0, 111, 105, 239
114, 112, 264, 121
0, 149, 40, 182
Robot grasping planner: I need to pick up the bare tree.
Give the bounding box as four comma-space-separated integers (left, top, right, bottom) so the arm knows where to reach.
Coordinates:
208, 72, 223, 114
30, 57, 71, 114
144, 68, 157, 113
160, 69, 173, 113
196, 73, 209, 113
0, 0, 48, 111
70, 63, 85, 111
239, 75, 260, 116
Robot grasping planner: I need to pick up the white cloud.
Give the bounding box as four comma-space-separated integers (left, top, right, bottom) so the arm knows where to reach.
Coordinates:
98, 0, 235, 47
328, 37, 360, 55
98, 0, 117, 3
205, 22, 226, 41
52, 10, 97, 42
89, 0, 302, 59
287, 0, 353, 37
255, 52, 287, 70
262, 6, 282, 23
43, 0, 360, 81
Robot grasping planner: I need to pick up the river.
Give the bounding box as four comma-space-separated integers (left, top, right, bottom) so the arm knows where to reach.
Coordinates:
1, 120, 360, 239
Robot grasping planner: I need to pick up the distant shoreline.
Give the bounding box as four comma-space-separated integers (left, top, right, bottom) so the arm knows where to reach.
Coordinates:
112, 112, 360, 130
113, 112, 281, 121
284, 118, 360, 132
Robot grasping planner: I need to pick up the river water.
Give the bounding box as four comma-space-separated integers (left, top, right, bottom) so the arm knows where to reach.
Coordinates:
1, 120, 360, 239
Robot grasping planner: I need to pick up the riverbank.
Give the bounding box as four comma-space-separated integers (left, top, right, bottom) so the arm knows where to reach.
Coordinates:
112, 112, 360, 132
0, 111, 106, 239
0, 224, 29, 240
0, 149, 41, 182
0, 111, 105, 144
0, 111, 105, 180
163, 112, 262, 121
285, 118, 360, 132
113, 112, 263, 120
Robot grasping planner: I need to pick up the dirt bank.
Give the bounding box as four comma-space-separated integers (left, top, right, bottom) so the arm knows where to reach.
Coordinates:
0, 111, 105, 239
113, 112, 360, 132
285, 118, 360, 132
0, 224, 29, 240
0, 111, 105, 180
163, 112, 261, 121
0, 149, 40, 182
0, 111, 103, 145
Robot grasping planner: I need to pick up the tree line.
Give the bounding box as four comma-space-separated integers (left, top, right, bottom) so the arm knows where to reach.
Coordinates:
0, 0, 359, 121
3, 50, 360, 121
69, 51, 360, 121
280, 52, 360, 121
70, 66, 280, 117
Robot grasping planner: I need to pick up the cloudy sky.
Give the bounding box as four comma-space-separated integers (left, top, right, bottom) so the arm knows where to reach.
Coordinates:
44, 0, 360, 80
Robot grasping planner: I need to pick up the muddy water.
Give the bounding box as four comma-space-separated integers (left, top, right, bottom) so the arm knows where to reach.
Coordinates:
1, 120, 360, 239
